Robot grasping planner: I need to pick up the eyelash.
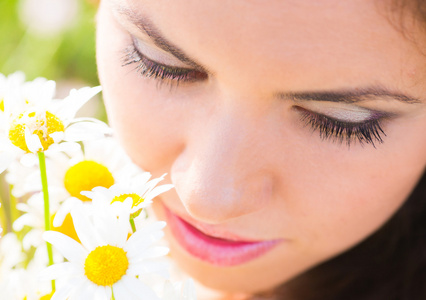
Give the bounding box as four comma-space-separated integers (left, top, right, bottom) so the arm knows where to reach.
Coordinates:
121, 41, 387, 148
296, 107, 386, 147
122, 43, 207, 88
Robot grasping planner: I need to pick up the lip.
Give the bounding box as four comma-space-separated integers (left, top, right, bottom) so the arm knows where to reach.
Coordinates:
163, 206, 283, 267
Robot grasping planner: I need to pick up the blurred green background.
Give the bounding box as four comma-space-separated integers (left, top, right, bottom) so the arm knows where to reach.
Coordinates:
0, 0, 99, 86
0, 0, 103, 233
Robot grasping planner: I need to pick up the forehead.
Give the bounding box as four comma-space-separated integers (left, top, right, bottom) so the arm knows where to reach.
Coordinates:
111, 0, 426, 94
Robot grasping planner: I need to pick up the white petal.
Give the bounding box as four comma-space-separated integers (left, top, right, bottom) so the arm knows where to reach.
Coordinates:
43, 231, 87, 262
50, 131, 64, 143
162, 280, 177, 299
12, 214, 34, 231
182, 279, 197, 300
92, 285, 111, 300
58, 277, 88, 300
64, 120, 111, 142
20, 153, 38, 167
113, 280, 139, 300
119, 276, 160, 300
22, 229, 43, 250
131, 246, 170, 262
0, 151, 14, 174
51, 281, 76, 300
37, 80, 56, 104
125, 222, 167, 256
39, 262, 78, 280
56, 86, 102, 121
71, 204, 102, 251
125, 230, 166, 259
127, 260, 170, 278
143, 184, 174, 202
133, 172, 152, 188
53, 198, 80, 227
45, 141, 81, 156
70, 280, 97, 300
24, 128, 43, 153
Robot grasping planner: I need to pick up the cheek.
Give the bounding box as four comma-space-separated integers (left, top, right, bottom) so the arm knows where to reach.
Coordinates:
288, 136, 426, 258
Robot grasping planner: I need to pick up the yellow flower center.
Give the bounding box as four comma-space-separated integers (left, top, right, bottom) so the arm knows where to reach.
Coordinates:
51, 213, 80, 243
84, 245, 129, 286
8, 110, 64, 152
0, 99, 4, 112
111, 193, 144, 208
64, 160, 115, 201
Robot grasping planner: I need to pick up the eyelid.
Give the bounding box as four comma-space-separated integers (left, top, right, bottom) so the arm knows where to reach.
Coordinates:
132, 35, 194, 69
293, 102, 387, 123
122, 38, 208, 85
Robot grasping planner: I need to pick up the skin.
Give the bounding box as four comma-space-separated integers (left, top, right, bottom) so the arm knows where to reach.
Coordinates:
96, 0, 426, 297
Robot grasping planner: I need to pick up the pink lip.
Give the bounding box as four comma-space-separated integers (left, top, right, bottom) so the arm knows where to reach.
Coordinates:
164, 206, 282, 267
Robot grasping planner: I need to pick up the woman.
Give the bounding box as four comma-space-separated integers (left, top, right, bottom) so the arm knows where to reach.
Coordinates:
95, 0, 426, 299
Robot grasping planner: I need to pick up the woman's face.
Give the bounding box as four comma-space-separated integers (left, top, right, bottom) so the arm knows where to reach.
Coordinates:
96, 0, 426, 295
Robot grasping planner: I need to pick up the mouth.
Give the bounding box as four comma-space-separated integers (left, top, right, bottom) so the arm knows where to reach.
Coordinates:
163, 205, 283, 267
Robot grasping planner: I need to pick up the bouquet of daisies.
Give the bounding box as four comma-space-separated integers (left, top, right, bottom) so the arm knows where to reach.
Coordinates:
0, 72, 196, 300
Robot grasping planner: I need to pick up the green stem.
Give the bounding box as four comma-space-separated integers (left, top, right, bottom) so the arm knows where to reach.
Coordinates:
0, 195, 7, 233
130, 217, 136, 233
0, 173, 12, 233
111, 286, 116, 300
38, 151, 55, 291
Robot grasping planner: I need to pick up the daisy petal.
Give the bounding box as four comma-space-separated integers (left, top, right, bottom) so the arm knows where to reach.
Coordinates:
144, 184, 174, 202
0, 151, 14, 174
127, 260, 170, 278
56, 86, 102, 121
20, 153, 38, 167
36, 79, 56, 104
39, 262, 79, 280
24, 128, 43, 153
120, 275, 161, 300
51, 282, 75, 300
50, 131, 64, 143
93, 285, 111, 300
46, 141, 81, 155
70, 280, 97, 300
125, 222, 167, 256
53, 197, 80, 227
64, 120, 111, 142
58, 277, 88, 300
43, 231, 87, 262
131, 246, 170, 262
71, 204, 102, 250
113, 279, 139, 300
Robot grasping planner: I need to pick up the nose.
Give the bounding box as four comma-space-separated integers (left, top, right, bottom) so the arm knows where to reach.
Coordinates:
170, 111, 274, 224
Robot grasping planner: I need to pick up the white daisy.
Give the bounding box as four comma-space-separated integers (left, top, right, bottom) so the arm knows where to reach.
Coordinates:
49, 137, 143, 227
82, 171, 173, 218
0, 75, 110, 173
41, 200, 169, 300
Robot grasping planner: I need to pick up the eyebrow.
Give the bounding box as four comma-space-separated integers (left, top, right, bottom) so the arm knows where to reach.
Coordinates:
116, 5, 208, 71
275, 87, 422, 104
